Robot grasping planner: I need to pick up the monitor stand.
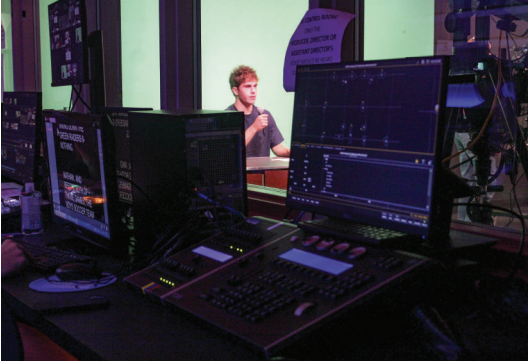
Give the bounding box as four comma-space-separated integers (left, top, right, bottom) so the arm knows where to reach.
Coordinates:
415, 229, 498, 257
46, 235, 109, 259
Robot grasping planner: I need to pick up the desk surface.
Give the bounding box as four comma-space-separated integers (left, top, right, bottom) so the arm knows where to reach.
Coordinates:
1, 214, 519, 360
1, 228, 262, 360
1, 226, 430, 361
246, 157, 289, 171
3, 273, 261, 360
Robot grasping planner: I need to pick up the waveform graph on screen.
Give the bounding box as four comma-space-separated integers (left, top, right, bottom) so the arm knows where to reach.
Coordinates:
293, 63, 441, 154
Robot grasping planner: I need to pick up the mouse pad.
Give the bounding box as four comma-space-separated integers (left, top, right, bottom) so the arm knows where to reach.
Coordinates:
29, 274, 117, 293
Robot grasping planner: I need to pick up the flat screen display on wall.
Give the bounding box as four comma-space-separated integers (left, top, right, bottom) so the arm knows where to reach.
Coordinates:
48, 0, 89, 87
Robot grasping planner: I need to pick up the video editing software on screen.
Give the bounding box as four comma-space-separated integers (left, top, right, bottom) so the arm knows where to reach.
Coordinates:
287, 57, 450, 239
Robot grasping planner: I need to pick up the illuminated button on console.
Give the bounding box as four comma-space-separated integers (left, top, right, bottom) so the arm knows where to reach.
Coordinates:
301, 235, 320, 247
347, 246, 367, 259
331, 242, 350, 255
316, 238, 335, 251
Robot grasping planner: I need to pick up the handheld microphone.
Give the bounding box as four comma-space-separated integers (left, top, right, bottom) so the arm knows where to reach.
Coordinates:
256, 107, 265, 135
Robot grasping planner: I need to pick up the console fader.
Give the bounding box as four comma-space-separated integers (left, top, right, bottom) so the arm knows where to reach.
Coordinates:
124, 217, 299, 302
162, 229, 443, 357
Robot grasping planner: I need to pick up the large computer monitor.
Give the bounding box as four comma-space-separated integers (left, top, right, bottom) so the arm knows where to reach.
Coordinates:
286, 56, 454, 242
1, 92, 43, 185
48, 0, 89, 87
43, 110, 126, 252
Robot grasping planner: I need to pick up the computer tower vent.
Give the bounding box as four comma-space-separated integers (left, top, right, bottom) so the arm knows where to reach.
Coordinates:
185, 118, 218, 133
193, 136, 241, 187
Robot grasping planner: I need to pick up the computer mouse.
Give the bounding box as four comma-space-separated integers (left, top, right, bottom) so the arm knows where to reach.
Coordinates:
55, 263, 102, 282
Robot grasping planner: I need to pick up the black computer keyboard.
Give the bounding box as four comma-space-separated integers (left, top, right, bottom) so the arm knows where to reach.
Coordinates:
13, 239, 92, 272
298, 218, 410, 246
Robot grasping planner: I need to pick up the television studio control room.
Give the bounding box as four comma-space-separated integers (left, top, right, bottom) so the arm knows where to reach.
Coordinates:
1, 0, 527, 360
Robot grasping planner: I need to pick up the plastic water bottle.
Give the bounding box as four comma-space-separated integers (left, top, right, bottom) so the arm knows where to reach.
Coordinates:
20, 185, 43, 235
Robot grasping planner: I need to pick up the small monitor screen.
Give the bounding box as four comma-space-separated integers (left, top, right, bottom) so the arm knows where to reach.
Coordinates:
43, 110, 123, 251
48, 0, 89, 86
286, 56, 450, 239
1, 92, 42, 184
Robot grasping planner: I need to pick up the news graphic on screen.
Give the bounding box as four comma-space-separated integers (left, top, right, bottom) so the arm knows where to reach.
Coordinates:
1, 92, 43, 184
48, 0, 89, 86
43, 111, 122, 250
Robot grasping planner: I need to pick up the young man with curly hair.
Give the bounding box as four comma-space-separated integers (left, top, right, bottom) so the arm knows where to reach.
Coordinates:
226, 65, 290, 157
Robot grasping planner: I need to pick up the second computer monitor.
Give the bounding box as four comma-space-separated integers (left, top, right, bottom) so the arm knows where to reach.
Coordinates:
43, 110, 126, 252
1, 92, 43, 185
287, 56, 452, 241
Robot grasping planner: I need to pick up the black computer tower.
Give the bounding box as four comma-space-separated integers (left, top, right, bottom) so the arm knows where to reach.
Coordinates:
127, 109, 247, 252
101, 107, 153, 207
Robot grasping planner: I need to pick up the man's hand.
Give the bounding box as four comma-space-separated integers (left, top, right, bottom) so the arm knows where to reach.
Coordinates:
251, 114, 268, 132
1, 239, 28, 277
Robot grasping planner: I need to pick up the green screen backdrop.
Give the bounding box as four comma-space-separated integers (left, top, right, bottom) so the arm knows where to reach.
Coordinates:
32, 1, 434, 117
1, 0, 14, 93
121, 0, 160, 109
364, 0, 435, 60
201, 0, 308, 152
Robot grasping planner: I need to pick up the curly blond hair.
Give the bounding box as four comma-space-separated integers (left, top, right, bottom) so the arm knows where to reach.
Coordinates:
229, 65, 259, 89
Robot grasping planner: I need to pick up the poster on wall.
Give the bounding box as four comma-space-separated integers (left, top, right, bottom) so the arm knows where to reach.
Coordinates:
283, 8, 355, 92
